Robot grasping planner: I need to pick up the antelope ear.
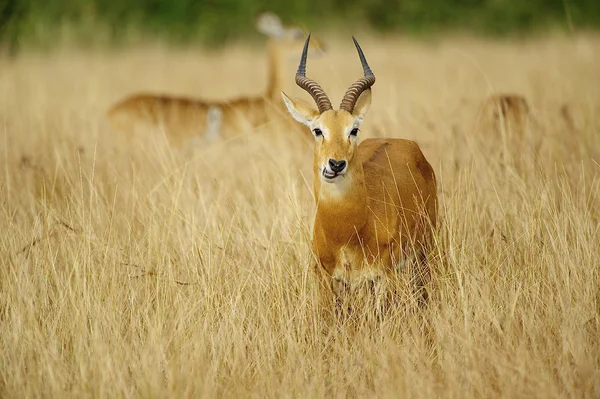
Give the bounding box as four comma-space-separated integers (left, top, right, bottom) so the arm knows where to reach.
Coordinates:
352, 89, 372, 120
281, 92, 319, 127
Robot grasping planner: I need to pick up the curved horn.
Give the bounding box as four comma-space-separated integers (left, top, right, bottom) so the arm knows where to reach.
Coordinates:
295, 34, 333, 114
339, 37, 376, 113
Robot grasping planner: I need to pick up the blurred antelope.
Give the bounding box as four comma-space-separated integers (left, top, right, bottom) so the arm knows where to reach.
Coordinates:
107, 12, 326, 145
472, 93, 548, 171
476, 94, 531, 138
282, 36, 437, 304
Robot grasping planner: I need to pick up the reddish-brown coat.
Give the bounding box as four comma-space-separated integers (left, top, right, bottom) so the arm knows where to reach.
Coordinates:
312, 137, 437, 279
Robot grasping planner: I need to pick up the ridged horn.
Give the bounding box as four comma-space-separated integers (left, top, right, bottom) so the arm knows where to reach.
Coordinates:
295, 33, 332, 114
339, 37, 376, 113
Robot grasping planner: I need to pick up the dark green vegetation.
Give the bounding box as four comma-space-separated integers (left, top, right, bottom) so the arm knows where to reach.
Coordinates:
1, 0, 600, 51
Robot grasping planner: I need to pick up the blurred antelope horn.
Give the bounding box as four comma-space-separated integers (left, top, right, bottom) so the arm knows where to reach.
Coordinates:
339, 37, 376, 113
295, 34, 333, 114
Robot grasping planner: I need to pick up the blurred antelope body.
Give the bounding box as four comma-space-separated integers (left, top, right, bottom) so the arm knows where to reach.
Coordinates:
107, 12, 325, 145
282, 36, 437, 303
108, 90, 283, 144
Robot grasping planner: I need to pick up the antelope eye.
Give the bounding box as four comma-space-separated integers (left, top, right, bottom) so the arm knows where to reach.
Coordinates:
313, 128, 323, 137
350, 128, 359, 136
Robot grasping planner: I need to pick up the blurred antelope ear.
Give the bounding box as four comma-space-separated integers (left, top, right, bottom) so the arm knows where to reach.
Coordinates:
352, 89, 372, 120
281, 92, 319, 127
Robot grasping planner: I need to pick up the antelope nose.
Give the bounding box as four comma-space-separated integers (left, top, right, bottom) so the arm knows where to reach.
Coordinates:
328, 159, 347, 173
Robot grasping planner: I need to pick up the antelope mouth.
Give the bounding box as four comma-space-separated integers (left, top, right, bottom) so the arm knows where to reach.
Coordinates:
321, 167, 345, 182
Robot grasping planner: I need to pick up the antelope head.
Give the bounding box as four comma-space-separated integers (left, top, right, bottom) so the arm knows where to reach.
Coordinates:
281, 35, 375, 189
255, 13, 327, 54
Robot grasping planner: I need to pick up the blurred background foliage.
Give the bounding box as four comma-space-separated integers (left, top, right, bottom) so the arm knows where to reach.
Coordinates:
1, 0, 599, 52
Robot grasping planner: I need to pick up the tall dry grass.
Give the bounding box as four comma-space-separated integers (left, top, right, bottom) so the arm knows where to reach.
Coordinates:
1, 34, 599, 397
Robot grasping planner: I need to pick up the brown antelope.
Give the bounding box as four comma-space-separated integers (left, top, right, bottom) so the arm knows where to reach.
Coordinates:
475, 94, 531, 139
471, 93, 547, 171
106, 12, 326, 145
282, 36, 437, 303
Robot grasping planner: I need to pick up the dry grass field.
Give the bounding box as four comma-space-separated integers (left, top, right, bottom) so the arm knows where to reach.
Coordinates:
1, 33, 599, 397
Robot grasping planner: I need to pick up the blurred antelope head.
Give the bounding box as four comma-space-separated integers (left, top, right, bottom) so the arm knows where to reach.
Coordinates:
281, 35, 374, 192
255, 12, 326, 55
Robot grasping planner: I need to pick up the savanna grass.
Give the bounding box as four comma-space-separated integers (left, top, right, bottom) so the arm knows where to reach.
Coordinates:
1, 34, 599, 397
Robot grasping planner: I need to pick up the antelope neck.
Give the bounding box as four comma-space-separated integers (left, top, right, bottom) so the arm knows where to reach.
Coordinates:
314, 160, 368, 241
266, 41, 284, 101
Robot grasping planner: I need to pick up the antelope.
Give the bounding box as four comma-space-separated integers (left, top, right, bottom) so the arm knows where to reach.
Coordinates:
475, 94, 531, 139
106, 12, 326, 145
471, 93, 548, 171
282, 36, 437, 303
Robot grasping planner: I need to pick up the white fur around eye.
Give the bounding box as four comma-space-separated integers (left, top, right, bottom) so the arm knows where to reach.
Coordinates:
310, 124, 327, 138
348, 120, 362, 136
